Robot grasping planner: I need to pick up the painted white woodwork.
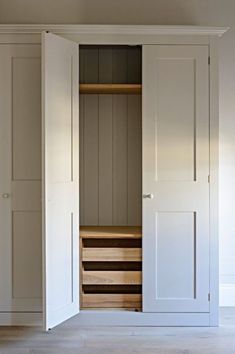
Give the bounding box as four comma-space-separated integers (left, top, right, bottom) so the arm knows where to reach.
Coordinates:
208, 37, 219, 325
143, 45, 210, 313
0, 25, 228, 36
0, 25, 223, 326
0, 44, 42, 313
75, 311, 210, 326
42, 32, 79, 330
0, 25, 228, 47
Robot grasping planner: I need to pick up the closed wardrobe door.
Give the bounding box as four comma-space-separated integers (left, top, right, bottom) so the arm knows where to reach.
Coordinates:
142, 45, 209, 313
0, 44, 42, 313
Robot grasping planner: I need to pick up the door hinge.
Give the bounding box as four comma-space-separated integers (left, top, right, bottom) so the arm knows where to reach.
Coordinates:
208, 293, 211, 301
208, 175, 210, 183
208, 56, 210, 65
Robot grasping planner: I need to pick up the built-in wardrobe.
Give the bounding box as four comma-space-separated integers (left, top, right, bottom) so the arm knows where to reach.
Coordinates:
0, 25, 227, 330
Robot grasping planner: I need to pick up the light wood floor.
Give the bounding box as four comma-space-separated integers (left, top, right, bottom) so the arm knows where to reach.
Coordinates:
0, 308, 235, 354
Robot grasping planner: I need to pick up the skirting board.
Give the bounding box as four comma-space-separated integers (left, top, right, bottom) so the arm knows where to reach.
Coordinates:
0, 312, 214, 327
69, 311, 211, 327
220, 283, 235, 306
0, 312, 42, 326
0, 311, 215, 327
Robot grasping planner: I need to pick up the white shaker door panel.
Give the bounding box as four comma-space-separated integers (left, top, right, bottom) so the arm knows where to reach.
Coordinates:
42, 32, 79, 330
143, 45, 209, 313
0, 45, 42, 313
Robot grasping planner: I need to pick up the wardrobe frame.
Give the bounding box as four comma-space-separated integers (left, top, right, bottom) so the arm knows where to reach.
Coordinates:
0, 25, 228, 327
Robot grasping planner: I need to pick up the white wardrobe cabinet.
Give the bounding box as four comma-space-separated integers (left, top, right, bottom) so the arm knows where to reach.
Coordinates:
0, 25, 227, 329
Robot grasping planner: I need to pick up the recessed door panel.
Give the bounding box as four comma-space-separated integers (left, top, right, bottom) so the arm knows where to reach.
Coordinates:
156, 212, 195, 299
156, 59, 196, 182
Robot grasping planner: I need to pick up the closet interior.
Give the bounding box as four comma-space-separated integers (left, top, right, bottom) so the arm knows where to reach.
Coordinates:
79, 45, 142, 311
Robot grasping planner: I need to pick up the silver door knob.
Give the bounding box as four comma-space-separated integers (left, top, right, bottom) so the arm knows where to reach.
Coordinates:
2, 193, 10, 198
143, 193, 154, 199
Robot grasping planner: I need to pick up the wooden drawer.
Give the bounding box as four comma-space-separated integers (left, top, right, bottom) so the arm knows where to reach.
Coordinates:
80, 226, 142, 310
83, 270, 142, 285
82, 247, 142, 262
82, 293, 141, 309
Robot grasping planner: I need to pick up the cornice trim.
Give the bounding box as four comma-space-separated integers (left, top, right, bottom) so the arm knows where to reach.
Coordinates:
0, 25, 229, 36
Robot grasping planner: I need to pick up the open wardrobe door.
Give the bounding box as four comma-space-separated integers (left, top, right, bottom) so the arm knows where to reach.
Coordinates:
42, 32, 79, 330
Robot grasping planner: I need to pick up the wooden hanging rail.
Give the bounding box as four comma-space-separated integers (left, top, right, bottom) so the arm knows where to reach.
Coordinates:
79, 83, 142, 94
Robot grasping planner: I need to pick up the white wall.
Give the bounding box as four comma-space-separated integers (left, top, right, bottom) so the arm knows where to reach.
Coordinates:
0, 0, 234, 305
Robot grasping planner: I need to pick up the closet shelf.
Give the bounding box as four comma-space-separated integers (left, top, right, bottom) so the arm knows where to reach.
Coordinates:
79, 83, 142, 94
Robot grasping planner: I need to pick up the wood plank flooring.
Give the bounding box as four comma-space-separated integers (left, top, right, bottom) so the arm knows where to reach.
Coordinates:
0, 308, 235, 353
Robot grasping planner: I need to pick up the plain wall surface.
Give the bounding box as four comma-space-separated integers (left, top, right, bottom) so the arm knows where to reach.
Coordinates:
0, 0, 234, 304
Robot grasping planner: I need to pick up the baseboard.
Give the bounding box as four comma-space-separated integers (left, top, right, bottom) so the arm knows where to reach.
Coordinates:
0, 312, 42, 326
220, 283, 235, 306
0, 311, 212, 327
68, 311, 210, 326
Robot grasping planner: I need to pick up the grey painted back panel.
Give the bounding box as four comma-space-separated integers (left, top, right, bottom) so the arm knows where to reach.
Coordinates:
83, 94, 99, 225
79, 46, 141, 85
99, 48, 112, 84
112, 94, 128, 225
128, 48, 142, 83
112, 49, 128, 83
98, 95, 113, 224
79, 46, 142, 226
127, 95, 142, 225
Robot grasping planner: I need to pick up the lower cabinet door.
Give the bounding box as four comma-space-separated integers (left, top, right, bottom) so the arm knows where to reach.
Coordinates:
142, 45, 210, 313
0, 44, 42, 312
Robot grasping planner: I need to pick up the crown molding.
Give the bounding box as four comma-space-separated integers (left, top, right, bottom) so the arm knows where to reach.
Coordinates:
0, 24, 229, 37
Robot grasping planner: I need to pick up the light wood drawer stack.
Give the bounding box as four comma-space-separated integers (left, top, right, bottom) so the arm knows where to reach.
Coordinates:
80, 226, 142, 310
